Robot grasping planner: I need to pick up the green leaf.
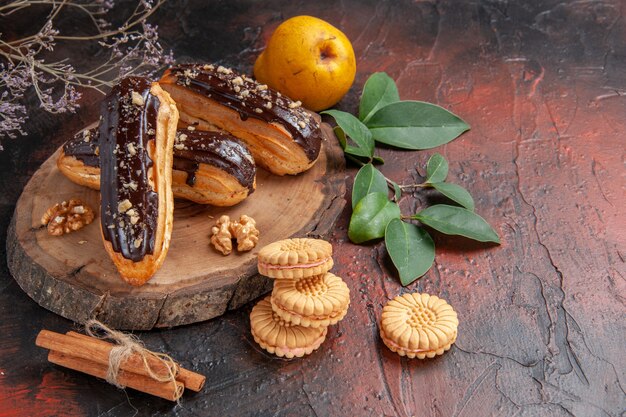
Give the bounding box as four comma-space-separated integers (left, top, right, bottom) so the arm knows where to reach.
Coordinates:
323, 110, 374, 158
352, 164, 388, 208
372, 155, 385, 164
334, 126, 372, 159
334, 126, 347, 149
366, 101, 470, 149
426, 153, 448, 183
359, 72, 400, 124
348, 193, 401, 243
385, 219, 435, 286
431, 182, 475, 211
413, 204, 499, 243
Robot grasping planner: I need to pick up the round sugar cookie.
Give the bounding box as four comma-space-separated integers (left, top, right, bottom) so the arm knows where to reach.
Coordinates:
250, 296, 328, 358
257, 238, 333, 279
379, 293, 458, 359
271, 272, 350, 328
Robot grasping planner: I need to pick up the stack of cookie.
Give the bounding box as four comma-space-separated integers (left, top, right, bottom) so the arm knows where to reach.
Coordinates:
250, 238, 350, 358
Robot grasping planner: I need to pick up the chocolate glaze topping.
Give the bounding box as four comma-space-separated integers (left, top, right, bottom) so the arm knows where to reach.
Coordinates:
173, 128, 256, 192
63, 127, 99, 167
99, 77, 159, 262
64, 126, 255, 193
164, 64, 322, 162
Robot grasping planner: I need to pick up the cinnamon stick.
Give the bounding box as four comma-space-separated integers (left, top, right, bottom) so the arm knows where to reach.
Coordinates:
36, 330, 177, 381
48, 350, 183, 402
66, 331, 205, 392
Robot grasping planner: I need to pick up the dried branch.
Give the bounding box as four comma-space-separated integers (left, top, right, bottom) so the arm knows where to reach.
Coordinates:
0, 0, 174, 148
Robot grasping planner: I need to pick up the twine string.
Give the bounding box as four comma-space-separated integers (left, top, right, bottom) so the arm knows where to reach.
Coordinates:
84, 319, 183, 400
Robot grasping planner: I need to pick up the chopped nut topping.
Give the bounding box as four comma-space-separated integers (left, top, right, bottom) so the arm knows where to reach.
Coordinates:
254, 108, 263, 114
127, 142, 137, 156
288, 100, 302, 109
178, 133, 188, 141
298, 121, 307, 129
41, 199, 95, 236
264, 102, 273, 110
232, 76, 244, 86
123, 181, 138, 191
183, 68, 197, 79
118, 199, 132, 213
174, 143, 185, 150
187, 125, 196, 131
217, 65, 233, 75
131, 91, 145, 106
257, 84, 268, 91
133, 238, 143, 248
126, 208, 140, 225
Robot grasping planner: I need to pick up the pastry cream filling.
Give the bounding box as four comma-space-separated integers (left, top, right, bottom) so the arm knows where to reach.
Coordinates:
260, 257, 331, 270
274, 300, 342, 320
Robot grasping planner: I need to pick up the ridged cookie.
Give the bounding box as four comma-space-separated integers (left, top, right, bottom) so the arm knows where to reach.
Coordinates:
271, 273, 350, 328
379, 293, 458, 359
250, 296, 327, 358
257, 238, 333, 279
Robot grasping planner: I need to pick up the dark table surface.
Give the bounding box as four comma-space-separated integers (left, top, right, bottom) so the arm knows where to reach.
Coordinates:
1, 1, 625, 416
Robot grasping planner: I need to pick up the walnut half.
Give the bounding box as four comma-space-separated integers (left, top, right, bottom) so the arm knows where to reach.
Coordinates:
230, 215, 259, 252
41, 199, 95, 236
209, 214, 260, 255
210, 215, 233, 255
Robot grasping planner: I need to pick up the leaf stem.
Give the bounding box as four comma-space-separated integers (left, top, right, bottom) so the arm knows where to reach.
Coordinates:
345, 154, 402, 197
400, 183, 431, 190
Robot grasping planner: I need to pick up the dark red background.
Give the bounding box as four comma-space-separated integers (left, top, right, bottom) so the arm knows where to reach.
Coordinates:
1, 0, 625, 416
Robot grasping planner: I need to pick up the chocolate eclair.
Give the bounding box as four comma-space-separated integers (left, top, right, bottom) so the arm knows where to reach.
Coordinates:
99, 76, 178, 286
159, 64, 323, 176
57, 123, 101, 190
58, 126, 256, 206
172, 128, 256, 205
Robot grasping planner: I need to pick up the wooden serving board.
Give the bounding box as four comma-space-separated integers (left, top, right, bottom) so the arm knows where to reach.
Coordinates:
7, 125, 346, 330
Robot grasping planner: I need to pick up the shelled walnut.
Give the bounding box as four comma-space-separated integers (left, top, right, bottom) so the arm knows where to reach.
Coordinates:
230, 215, 259, 252
210, 215, 233, 255
41, 199, 95, 236
210, 214, 259, 255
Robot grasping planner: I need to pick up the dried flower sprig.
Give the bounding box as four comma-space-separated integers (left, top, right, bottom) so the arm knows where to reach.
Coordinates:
0, 0, 174, 148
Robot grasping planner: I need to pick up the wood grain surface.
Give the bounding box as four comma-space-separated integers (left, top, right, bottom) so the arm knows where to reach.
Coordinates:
1, 0, 625, 416
6, 125, 345, 330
